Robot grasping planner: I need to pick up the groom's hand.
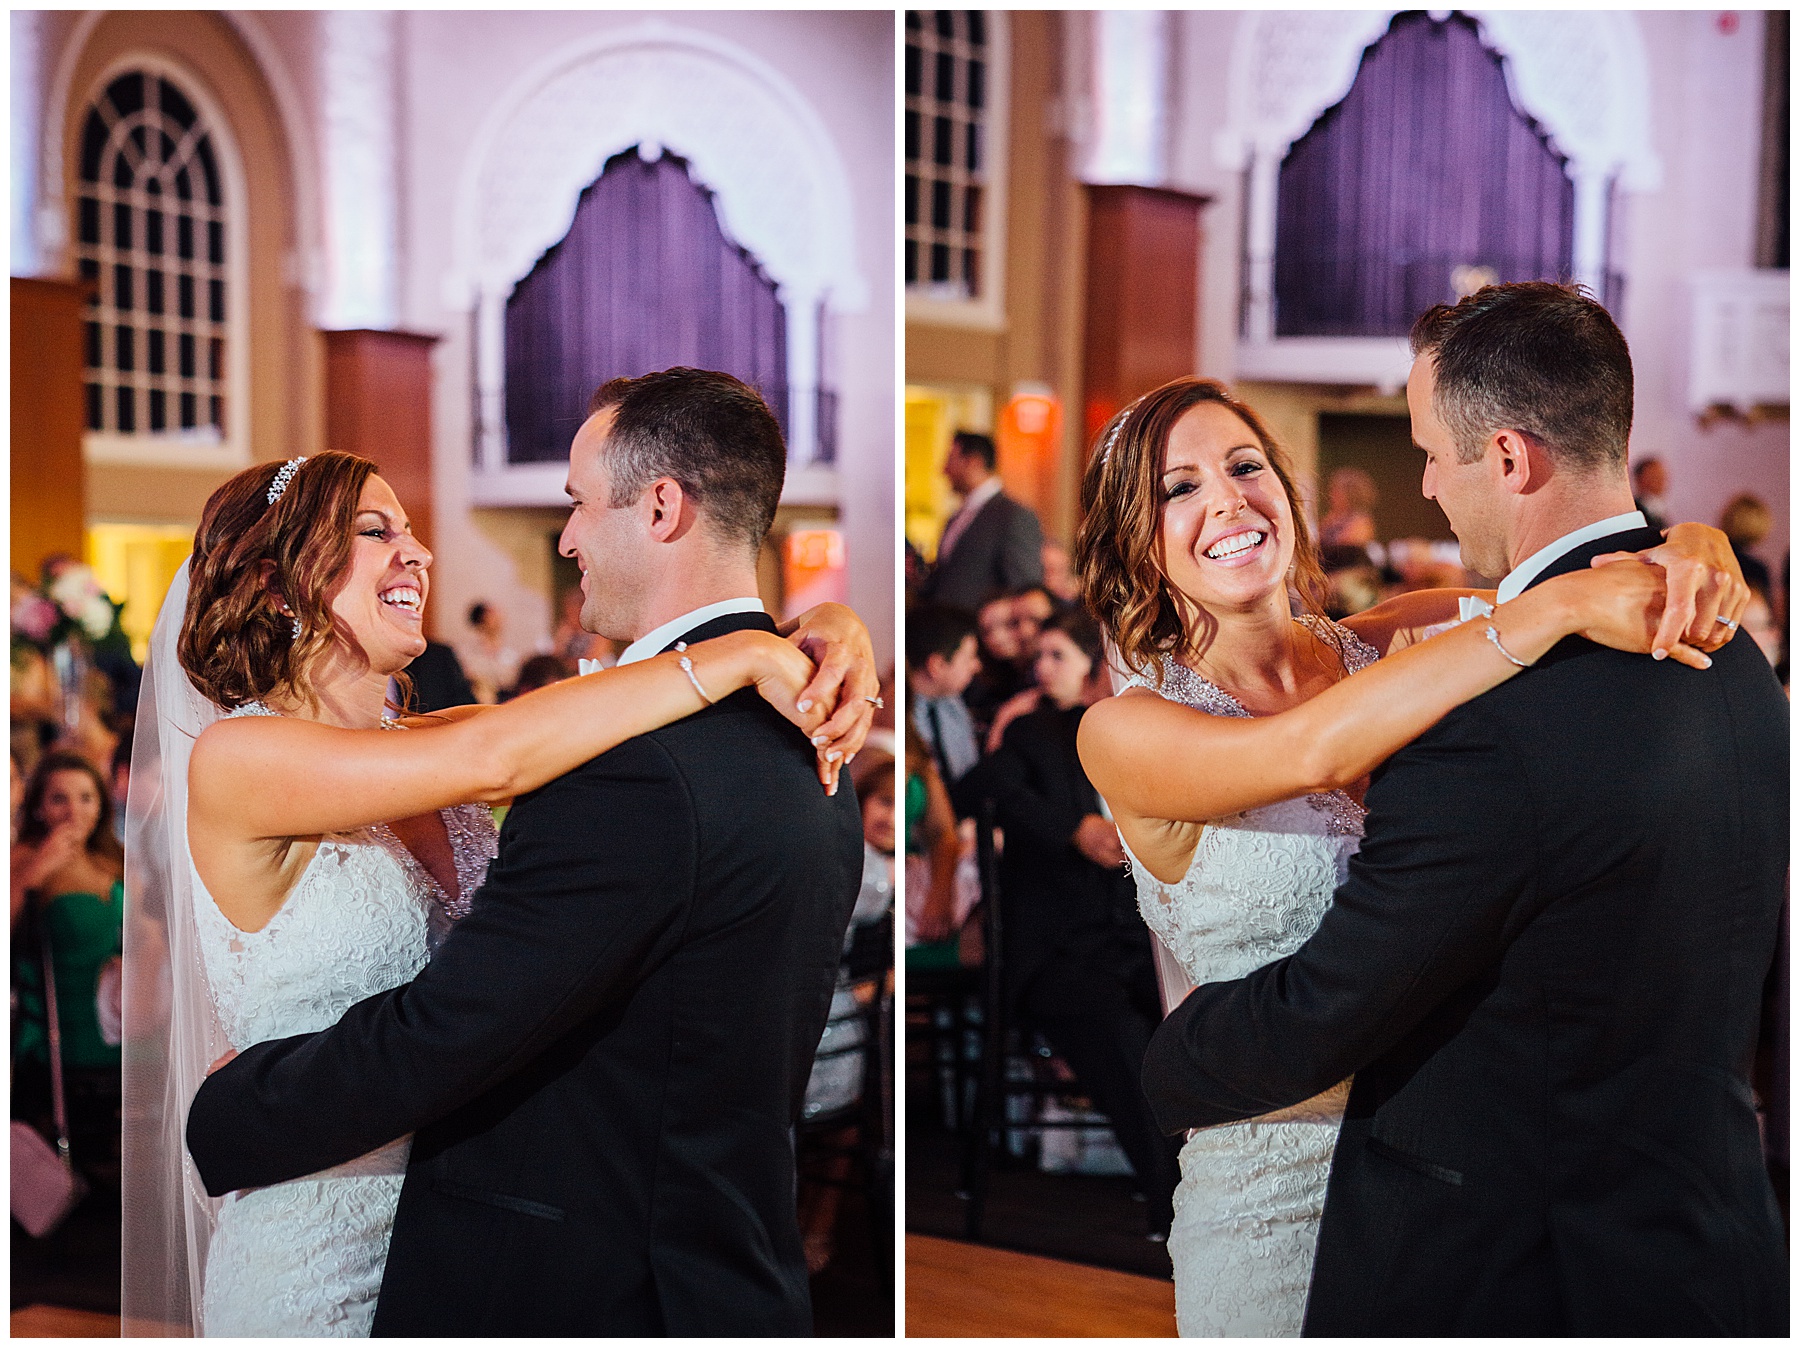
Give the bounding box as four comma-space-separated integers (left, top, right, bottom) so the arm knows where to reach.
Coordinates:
207, 1048, 239, 1075
783, 602, 879, 778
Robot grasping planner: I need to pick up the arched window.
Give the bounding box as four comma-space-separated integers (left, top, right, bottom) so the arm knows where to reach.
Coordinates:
1273, 12, 1579, 337
502, 147, 790, 465
75, 69, 231, 440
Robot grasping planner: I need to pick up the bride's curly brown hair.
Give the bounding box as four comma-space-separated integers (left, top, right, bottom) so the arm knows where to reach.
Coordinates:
1074, 378, 1331, 680
179, 451, 392, 711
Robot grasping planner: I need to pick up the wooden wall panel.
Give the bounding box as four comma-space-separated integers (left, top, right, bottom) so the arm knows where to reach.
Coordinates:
12, 278, 89, 578
323, 329, 439, 628
1082, 185, 1210, 451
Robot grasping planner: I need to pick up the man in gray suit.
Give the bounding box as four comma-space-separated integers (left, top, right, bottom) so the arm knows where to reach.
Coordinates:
921, 431, 1044, 611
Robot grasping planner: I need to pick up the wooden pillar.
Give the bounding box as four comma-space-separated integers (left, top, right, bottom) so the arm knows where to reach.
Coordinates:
12, 279, 90, 578
1081, 185, 1211, 451
322, 328, 439, 616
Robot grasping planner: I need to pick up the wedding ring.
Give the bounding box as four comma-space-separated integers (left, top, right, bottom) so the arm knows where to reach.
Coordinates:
864, 695, 885, 708
1716, 615, 1739, 631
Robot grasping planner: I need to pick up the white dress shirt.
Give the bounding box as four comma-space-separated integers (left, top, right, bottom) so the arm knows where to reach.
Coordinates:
1494, 511, 1648, 604
1445, 511, 1650, 629
581, 597, 766, 674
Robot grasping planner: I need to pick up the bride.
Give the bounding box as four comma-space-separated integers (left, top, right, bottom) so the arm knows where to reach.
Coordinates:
1073, 378, 1743, 1336
120, 451, 872, 1336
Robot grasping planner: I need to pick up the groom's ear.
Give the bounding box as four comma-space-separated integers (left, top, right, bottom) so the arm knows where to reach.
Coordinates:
643, 477, 696, 544
1491, 428, 1548, 497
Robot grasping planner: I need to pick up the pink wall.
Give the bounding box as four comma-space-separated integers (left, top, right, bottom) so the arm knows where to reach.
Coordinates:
1620, 10, 1787, 586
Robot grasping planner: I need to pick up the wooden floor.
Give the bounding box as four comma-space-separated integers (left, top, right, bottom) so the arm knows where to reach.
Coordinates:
906, 1234, 1176, 1337
11, 1305, 120, 1338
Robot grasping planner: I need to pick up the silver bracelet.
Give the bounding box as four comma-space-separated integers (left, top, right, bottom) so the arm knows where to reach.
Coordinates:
1484, 623, 1530, 669
672, 641, 714, 705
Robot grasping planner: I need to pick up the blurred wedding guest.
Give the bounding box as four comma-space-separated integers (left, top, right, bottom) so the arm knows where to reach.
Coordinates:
1719, 493, 1775, 600
11, 745, 27, 841
982, 608, 1178, 1238
1631, 458, 1671, 533
798, 748, 897, 1274
906, 605, 982, 799
505, 654, 576, 700
1041, 538, 1082, 606
904, 719, 963, 961
12, 750, 125, 1186
406, 640, 478, 714
1011, 584, 1057, 643
551, 586, 613, 669
457, 600, 523, 704
964, 592, 1031, 735
1741, 582, 1784, 679
1318, 467, 1380, 556
981, 591, 1105, 752
920, 431, 1044, 610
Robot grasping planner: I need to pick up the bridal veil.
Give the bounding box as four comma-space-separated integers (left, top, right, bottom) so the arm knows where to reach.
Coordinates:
120, 560, 229, 1335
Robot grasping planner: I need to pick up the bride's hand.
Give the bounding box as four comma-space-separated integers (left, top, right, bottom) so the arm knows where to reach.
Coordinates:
1592, 521, 1748, 662
1549, 557, 1714, 669
779, 602, 879, 766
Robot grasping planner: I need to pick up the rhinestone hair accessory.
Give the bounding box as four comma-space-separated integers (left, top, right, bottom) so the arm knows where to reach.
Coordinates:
1100, 397, 1145, 464
266, 456, 307, 506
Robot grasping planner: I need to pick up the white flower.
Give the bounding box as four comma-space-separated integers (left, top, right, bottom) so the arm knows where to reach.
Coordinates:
79, 594, 116, 640
47, 564, 99, 616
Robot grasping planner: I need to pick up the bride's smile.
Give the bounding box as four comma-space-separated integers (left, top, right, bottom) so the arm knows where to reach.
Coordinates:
326, 476, 434, 676
1157, 401, 1297, 617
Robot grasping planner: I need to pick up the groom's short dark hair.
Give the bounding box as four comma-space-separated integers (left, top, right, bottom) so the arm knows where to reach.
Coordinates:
1410, 281, 1633, 473
586, 369, 787, 551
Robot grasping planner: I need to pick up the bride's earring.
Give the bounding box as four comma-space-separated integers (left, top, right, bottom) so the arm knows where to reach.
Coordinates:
278, 603, 301, 640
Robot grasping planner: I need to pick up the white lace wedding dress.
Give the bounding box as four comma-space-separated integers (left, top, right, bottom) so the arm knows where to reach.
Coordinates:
1122, 617, 1378, 1337
192, 704, 498, 1337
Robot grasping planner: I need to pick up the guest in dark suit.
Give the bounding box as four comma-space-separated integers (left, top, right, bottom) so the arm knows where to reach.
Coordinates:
920, 431, 1044, 611
1142, 283, 1787, 1335
985, 608, 1178, 1237
404, 639, 477, 713
188, 369, 869, 1336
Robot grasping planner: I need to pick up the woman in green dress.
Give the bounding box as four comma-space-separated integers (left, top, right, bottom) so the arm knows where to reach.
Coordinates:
13, 750, 125, 1185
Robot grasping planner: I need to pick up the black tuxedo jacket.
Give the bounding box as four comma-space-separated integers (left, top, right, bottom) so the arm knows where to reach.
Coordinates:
921, 489, 1044, 611
1141, 527, 1788, 1335
187, 612, 864, 1336
985, 702, 1145, 1004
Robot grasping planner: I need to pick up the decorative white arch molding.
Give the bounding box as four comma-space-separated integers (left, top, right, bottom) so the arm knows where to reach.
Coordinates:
1217, 11, 1661, 386
451, 19, 868, 491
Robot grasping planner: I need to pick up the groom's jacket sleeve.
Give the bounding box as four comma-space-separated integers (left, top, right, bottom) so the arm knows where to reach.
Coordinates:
186, 735, 697, 1195
1142, 703, 1536, 1133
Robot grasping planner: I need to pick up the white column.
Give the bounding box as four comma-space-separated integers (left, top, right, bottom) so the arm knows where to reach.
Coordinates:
1080, 11, 1171, 186
784, 292, 818, 467
1570, 166, 1610, 301
1242, 151, 1280, 343
475, 290, 506, 471
12, 11, 43, 276
319, 10, 400, 329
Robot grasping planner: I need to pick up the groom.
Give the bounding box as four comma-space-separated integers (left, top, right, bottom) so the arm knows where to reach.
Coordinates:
188, 369, 867, 1334
1142, 283, 1787, 1334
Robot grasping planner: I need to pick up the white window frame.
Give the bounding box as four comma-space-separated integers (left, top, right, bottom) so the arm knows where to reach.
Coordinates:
78, 53, 251, 471
904, 9, 1009, 332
